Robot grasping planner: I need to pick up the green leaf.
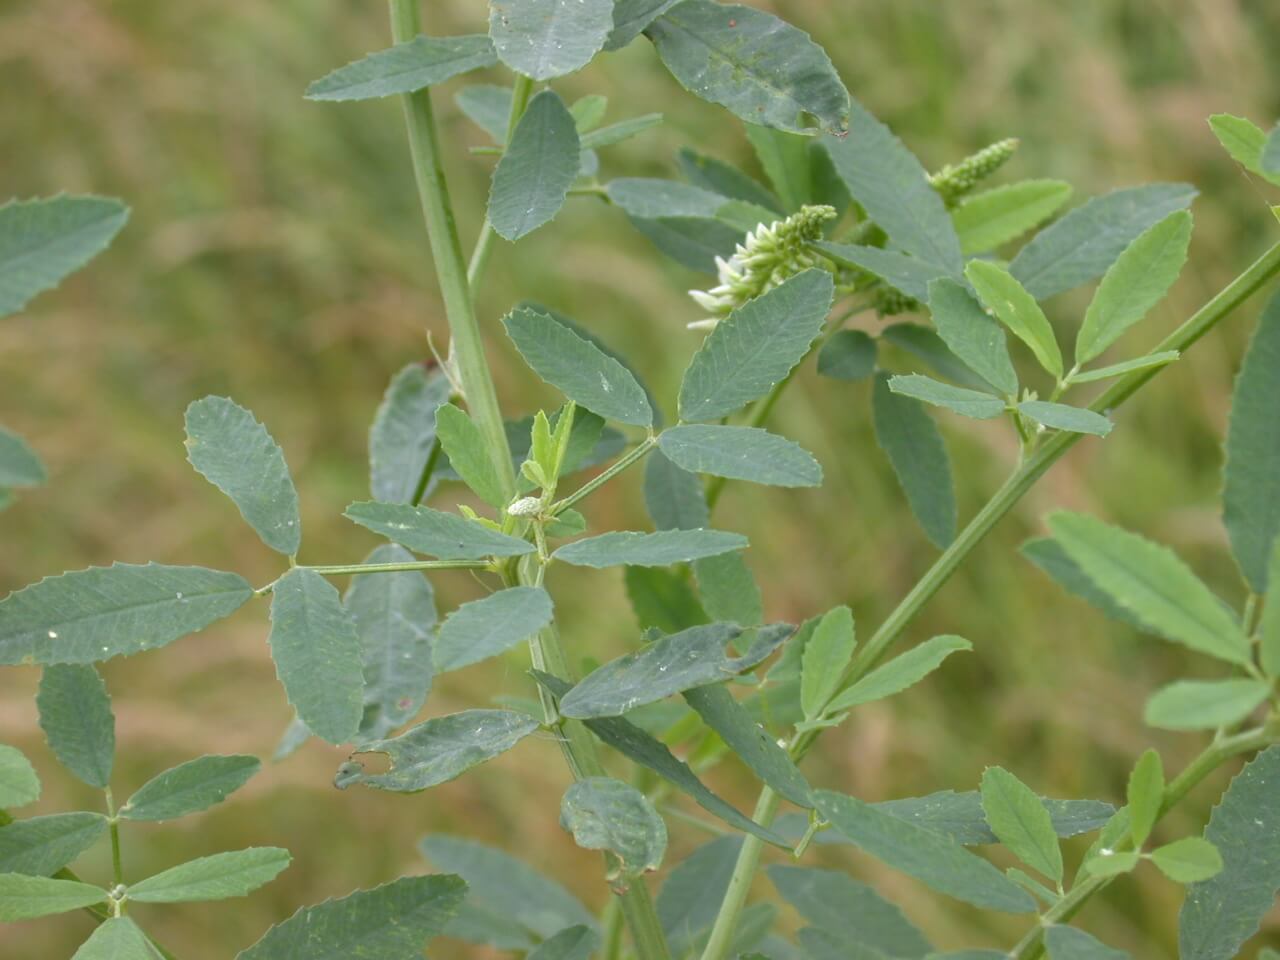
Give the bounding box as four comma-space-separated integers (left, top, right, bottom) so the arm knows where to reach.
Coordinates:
560, 622, 791, 718
745, 124, 813, 211
1021, 537, 1146, 629
853, 791, 1114, 846
928, 278, 1018, 397
433, 404, 505, 508
1143, 678, 1271, 731
677, 148, 783, 212
818, 242, 950, 304
1076, 210, 1192, 364
120, 755, 260, 822
800, 606, 855, 722
1261, 124, 1280, 177
456, 85, 514, 142
822, 101, 961, 274
0, 873, 107, 920
693, 552, 763, 626
678, 270, 834, 422
305, 35, 496, 101
628, 214, 743, 273
1009, 183, 1197, 301
1070, 351, 1179, 383
1044, 925, 1131, 960
1126, 749, 1164, 848
184, 396, 301, 556
886, 375, 1005, 420
344, 501, 533, 559
659, 424, 821, 487
607, 178, 729, 219
489, 90, 580, 242
528, 926, 599, 960
554, 529, 747, 569
237, 874, 467, 960
0, 427, 45, 488
817, 329, 877, 382
336, 710, 540, 792
504, 306, 653, 426
1263, 536, 1280, 677
657, 835, 742, 956
1047, 512, 1251, 665
980, 767, 1063, 885
560, 777, 666, 876
369, 363, 451, 505
1223, 291, 1280, 593
872, 374, 957, 548
580, 114, 664, 151
1208, 114, 1280, 184
0, 813, 107, 876
345, 544, 437, 741
644, 449, 709, 530
268, 568, 363, 745
953, 180, 1074, 256
624, 567, 707, 634
71, 917, 161, 960
434, 586, 553, 673
489, 0, 613, 80
0, 195, 129, 319
880, 322, 996, 392
966, 259, 1063, 379
646, 0, 849, 135
535, 672, 787, 846
1017, 401, 1113, 437
0, 563, 253, 666
813, 790, 1037, 913
37, 664, 114, 788
827, 635, 972, 714
128, 847, 290, 903
0, 746, 39, 808
1151, 837, 1223, 884
768, 865, 932, 958
683, 684, 813, 807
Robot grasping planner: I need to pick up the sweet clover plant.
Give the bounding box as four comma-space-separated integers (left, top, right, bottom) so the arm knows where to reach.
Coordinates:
3, 2, 1280, 958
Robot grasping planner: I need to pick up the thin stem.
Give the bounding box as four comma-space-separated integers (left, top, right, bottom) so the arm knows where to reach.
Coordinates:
467, 74, 535, 292
697, 787, 781, 960
410, 436, 443, 506
550, 436, 658, 517
104, 788, 124, 887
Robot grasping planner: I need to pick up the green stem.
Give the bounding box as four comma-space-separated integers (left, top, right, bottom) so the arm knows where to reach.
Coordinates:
550, 436, 658, 517
104, 788, 124, 887
410, 437, 443, 506
467, 75, 535, 292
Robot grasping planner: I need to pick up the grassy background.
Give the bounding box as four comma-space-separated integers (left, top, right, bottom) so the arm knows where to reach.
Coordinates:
3, 0, 1280, 955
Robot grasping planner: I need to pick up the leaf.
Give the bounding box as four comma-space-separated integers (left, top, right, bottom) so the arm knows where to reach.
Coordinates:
872, 374, 957, 548
0, 873, 108, 920
528, 926, 599, 960
1262, 125, 1280, 175
1143, 678, 1271, 731
1044, 925, 1130, 960
800, 606, 855, 722
886, 375, 1005, 420
644, 450, 710, 531
120, 755, 260, 822
880, 323, 995, 392
813, 790, 1037, 913
580, 114, 664, 151
554, 529, 747, 569
679, 270, 834, 422
0, 746, 39, 808
184, 396, 301, 556
0, 427, 45, 487
1263, 536, 1280, 677
646, 0, 849, 135
456, 85, 514, 141
1208, 114, 1280, 184
560, 777, 666, 876
768, 865, 932, 959
607, 178, 730, 219
560, 622, 790, 718
369, 363, 451, 505
927, 279, 1018, 397
966, 260, 1063, 379
1017, 401, 1113, 437
683, 684, 813, 807
433, 404, 505, 508
268, 568, 363, 745
0, 195, 129, 319
863, 791, 1114, 846
1021, 538, 1146, 629
1046, 512, 1251, 666
71, 917, 161, 960
336, 710, 540, 792
657, 835, 743, 956
489, 0, 613, 80
0, 813, 107, 876
305, 35, 497, 101
345, 544, 437, 741
434, 586, 553, 673
0, 564, 253, 666
128, 848, 290, 903
1151, 837, 1224, 884
1223, 291, 1280, 593
37, 664, 114, 789
628, 214, 744, 273
344, 501, 533, 559
953, 180, 1074, 255
488, 90, 580, 242
658, 424, 821, 487
504, 306, 653, 426
624, 567, 707, 634
824, 119, 960, 274
817, 242, 951, 304
1009, 183, 1197, 301
746, 124, 814, 211
677, 148, 783, 212
694, 551, 763, 625
980, 767, 1063, 885
237, 874, 467, 960
1071, 351, 1179, 383
1126, 749, 1164, 849
817, 329, 877, 382
535, 672, 787, 846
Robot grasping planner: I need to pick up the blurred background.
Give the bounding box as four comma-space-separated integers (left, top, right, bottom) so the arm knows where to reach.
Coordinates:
3, 0, 1279, 956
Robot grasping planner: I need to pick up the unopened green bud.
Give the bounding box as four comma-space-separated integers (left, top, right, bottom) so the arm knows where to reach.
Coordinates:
873, 285, 920, 317
929, 138, 1019, 206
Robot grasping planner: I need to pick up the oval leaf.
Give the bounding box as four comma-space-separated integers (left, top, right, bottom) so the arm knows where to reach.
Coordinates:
0, 427, 46, 488
827, 635, 972, 714
0, 812, 107, 877
980, 767, 1063, 885
927, 278, 1018, 397
71, 917, 159, 960
434, 586, 553, 674
658, 424, 821, 487
489, 90, 580, 242
872, 374, 957, 548
553, 529, 747, 569
344, 501, 533, 559
1017, 401, 1112, 437
1143, 678, 1271, 732
560, 777, 667, 876
0, 873, 107, 921
954, 180, 1074, 256
128, 847, 290, 904
0, 746, 39, 808
120, 755, 261, 822
37, 664, 114, 789
966, 260, 1063, 379
369, 363, 451, 505
490, 0, 613, 81
886, 375, 1005, 420
306, 34, 497, 101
